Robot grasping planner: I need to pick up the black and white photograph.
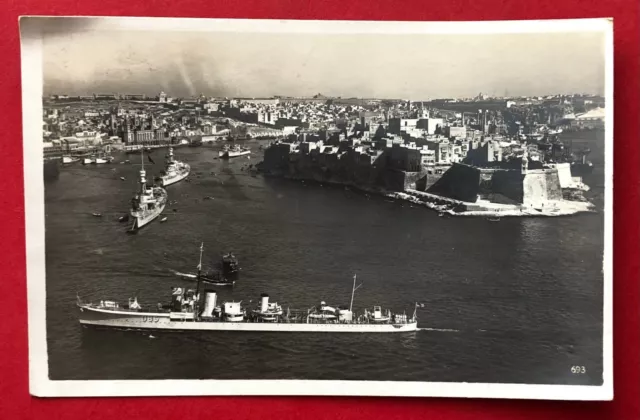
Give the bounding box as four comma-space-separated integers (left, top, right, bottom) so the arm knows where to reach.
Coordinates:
21, 16, 612, 399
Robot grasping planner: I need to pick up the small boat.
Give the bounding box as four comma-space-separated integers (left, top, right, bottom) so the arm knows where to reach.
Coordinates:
222, 253, 240, 275
219, 144, 251, 159
487, 216, 501, 222
92, 212, 102, 217
160, 217, 168, 223
61, 155, 80, 164
438, 212, 445, 217
118, 215, 129, 223
177, 243, 236, 286
309, 302, 338, 320
120, 177, 126, 181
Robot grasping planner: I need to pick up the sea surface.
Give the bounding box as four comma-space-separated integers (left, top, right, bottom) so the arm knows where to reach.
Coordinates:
45, 132, 605, 384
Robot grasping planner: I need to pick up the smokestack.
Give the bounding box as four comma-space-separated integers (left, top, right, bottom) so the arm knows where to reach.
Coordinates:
202, 291, 217, 317
260, 293, 269, 313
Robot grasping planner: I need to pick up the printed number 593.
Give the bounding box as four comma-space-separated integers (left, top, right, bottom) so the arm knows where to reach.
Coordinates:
571, 366, 586, 374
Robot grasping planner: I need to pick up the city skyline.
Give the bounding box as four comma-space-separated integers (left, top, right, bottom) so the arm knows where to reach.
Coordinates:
42, 27, 606, 100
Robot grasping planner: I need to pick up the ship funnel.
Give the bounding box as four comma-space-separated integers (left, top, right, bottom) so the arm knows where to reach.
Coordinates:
202, 291, 217, 317
260, 293, 269, 313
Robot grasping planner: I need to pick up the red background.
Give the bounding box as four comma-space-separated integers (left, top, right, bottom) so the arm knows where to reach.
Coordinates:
0, 1, 638, 419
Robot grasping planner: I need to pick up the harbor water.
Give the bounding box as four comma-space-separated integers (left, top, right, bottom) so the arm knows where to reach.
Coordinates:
45, 133, 605, 384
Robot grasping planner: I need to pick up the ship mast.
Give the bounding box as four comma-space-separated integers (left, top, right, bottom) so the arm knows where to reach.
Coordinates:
195, 242, 204, 321
139, 148, 147, 194
349, 274, 363, 313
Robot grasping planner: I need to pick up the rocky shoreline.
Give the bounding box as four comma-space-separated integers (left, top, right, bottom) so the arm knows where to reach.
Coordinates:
390, 190, 596, 217
260, 169, 597, 217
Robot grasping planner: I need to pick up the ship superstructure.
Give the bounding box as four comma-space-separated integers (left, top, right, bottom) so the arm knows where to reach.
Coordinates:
157, 147, 190, 187
129, 151, 167, 231
77, 274, 418, 333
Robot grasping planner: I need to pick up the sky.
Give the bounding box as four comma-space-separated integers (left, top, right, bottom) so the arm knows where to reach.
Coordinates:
41, 22, 606, 100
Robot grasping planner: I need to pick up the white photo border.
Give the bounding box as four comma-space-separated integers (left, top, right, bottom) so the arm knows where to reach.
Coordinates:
20, 16, 614, 400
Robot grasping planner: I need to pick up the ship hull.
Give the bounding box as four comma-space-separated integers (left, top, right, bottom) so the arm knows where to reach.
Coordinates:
130, 188, 168, 231
78, 307, 417, 333
219, 150, 251, 159
160, 167, 190, 187
131, 202, 166, 230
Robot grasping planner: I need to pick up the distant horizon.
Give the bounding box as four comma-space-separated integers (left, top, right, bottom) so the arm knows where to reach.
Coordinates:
41, 21, 606, 100
44, 91, 605, 101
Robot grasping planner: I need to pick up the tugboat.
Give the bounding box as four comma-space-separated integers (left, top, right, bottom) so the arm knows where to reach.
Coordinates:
219, 144, 251, 159
197, 243, 235, 286
222, 252, 240, 275
156, 147, 190, 187
128, 150, 168, 231
171, 243, 235, 286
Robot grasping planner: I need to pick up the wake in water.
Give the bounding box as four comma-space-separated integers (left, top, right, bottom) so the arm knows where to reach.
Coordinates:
416, 327, 460, 332
167, 268, 197, 279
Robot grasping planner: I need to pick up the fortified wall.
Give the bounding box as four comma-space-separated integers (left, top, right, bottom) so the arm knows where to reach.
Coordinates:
259, 143, 443, 193
427, 163, 563, 207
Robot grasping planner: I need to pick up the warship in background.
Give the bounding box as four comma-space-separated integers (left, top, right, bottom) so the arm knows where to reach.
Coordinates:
156, 147, 190, 187
128, 151, 167, 231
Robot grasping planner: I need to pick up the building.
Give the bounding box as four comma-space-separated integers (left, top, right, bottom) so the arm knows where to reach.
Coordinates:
426, 140, 453, 164
124, 94, 146, 100
571, 107, 605, 130
417, 118, 444, 135
239, 98, 280, 105
154, 129, 167, 141
420, 149, 436, 167
258, 111, 278, 125
134, 130, 155, 143
388, 118, 419, 135
465, 140, 503, 166
445, 126, 467, 139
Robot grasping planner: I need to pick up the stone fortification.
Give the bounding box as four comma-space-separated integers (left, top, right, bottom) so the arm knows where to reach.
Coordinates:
426, 163, 563, 208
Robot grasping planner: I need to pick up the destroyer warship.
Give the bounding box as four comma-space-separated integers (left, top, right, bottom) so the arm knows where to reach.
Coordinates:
156, 147, 190, 187
77, 274, 418, 333
129, 151, 168, 231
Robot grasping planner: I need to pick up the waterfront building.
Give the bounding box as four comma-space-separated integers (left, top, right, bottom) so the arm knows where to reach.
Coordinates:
135, 129, 154, 143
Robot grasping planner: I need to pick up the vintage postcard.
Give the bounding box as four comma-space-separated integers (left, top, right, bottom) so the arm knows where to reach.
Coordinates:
20, 16, 612, 399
